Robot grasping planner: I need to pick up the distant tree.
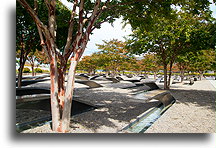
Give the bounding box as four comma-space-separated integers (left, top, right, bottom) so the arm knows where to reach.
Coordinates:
140, 53, 161, 79
26, 49, 50, 76
27, 51, 38, 76
96, 39, 130, 76
188, 49, 215, 80
176, 53, 191, 82
77, 53, 100, 75
34, 49, 50, 65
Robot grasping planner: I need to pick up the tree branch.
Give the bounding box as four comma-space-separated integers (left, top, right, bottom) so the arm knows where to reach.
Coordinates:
17, 0, 58, 60
77, 0, 102, 60
45, 0, 56, 41
63, 0, 78, 58
33, 0, 51, 60
17, 0, 48, 34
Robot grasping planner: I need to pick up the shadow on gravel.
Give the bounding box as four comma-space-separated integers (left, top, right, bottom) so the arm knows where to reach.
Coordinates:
169, 89, 215, 111
71, 88, 161, 132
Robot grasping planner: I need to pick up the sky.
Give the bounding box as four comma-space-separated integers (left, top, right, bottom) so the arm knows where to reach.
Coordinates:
60, 0, 216, 57
84, 18, 132, 56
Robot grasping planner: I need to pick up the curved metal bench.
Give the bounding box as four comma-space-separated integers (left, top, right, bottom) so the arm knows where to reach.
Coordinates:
16, 79, 50, 87
75, 80, 103, 88
16, 87, 50, 96
105, 77, 120, 83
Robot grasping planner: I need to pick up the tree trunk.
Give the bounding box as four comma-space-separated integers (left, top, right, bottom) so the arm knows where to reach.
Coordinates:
153, 71, 157, 80
180, 70, 185, 83
199, 71, 204, 80
17, 63, 25, 88
167, 71, 172, 88
17, 48, 28, 88
61, 60, 77, 132
167, 61, 173, 88
31, 64, 35, 76
105, 69, 109, 77
50, 55, 61, 132
163, 64, 169, 90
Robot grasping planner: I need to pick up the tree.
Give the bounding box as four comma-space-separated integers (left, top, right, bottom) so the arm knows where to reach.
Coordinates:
77, 53, 100, 75
176, 53, 191, 82
16, 1, 41, 87
26, 49, 50, 76
17, 0, 124, 132
96, 39, 130, 76
26, 51, 38, 76
119, 56, 139, 74
126, 8, 215, 89
34, 48, 50, 65
139, 53, 161, 79
17, 0, 213, 132
188, 49, 215, 80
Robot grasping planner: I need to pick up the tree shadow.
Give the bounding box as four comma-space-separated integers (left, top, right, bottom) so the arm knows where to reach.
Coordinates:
169, 89, 215, 111
71, 88, 161, 132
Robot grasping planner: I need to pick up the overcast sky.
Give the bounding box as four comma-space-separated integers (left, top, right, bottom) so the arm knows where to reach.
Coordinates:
60, 0, 216, 57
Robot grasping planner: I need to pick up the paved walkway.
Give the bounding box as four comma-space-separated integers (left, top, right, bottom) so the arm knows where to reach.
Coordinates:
145, 80, 215, 133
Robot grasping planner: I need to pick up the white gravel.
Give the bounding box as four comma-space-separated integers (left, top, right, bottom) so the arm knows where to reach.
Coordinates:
145, 79, 215, 133
18, 78, 215, 133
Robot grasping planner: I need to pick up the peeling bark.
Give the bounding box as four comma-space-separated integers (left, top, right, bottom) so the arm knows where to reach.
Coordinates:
61, 60, 77, 132
50, 55, 60, 131
17, 0, 109, 133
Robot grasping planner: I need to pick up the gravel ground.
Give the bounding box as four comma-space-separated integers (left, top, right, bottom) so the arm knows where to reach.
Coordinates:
17, 78, 215, 133
19, 82, 162, 133
145, 79, 215, 133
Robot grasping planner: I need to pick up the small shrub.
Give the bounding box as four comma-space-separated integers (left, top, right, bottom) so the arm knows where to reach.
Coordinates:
157, 72, 164, 75
42, 69, 50, 73
203, 73, 216, 76
172, 73, 180, 76
189, 72, 199, 76
35, 68, 43, 73
23, 67, 30, 73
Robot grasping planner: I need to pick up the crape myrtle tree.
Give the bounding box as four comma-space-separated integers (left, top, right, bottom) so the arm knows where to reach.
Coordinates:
17, 0, 122, 132
126, 5, 215, 89
17, 0, 70, 84
140, 53, 161, 79
16, 1, 41, 87
17, 0, 200, 132
27, 49, 50, 76
176, 21, 216, 81
176, 52, 191, 82
188, 49, 215, 80
119, 56, 137, 75
77, 53, 100, 75
26, 51, 38, 76
96, 39, 130, 76
34, 48, 50, 65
